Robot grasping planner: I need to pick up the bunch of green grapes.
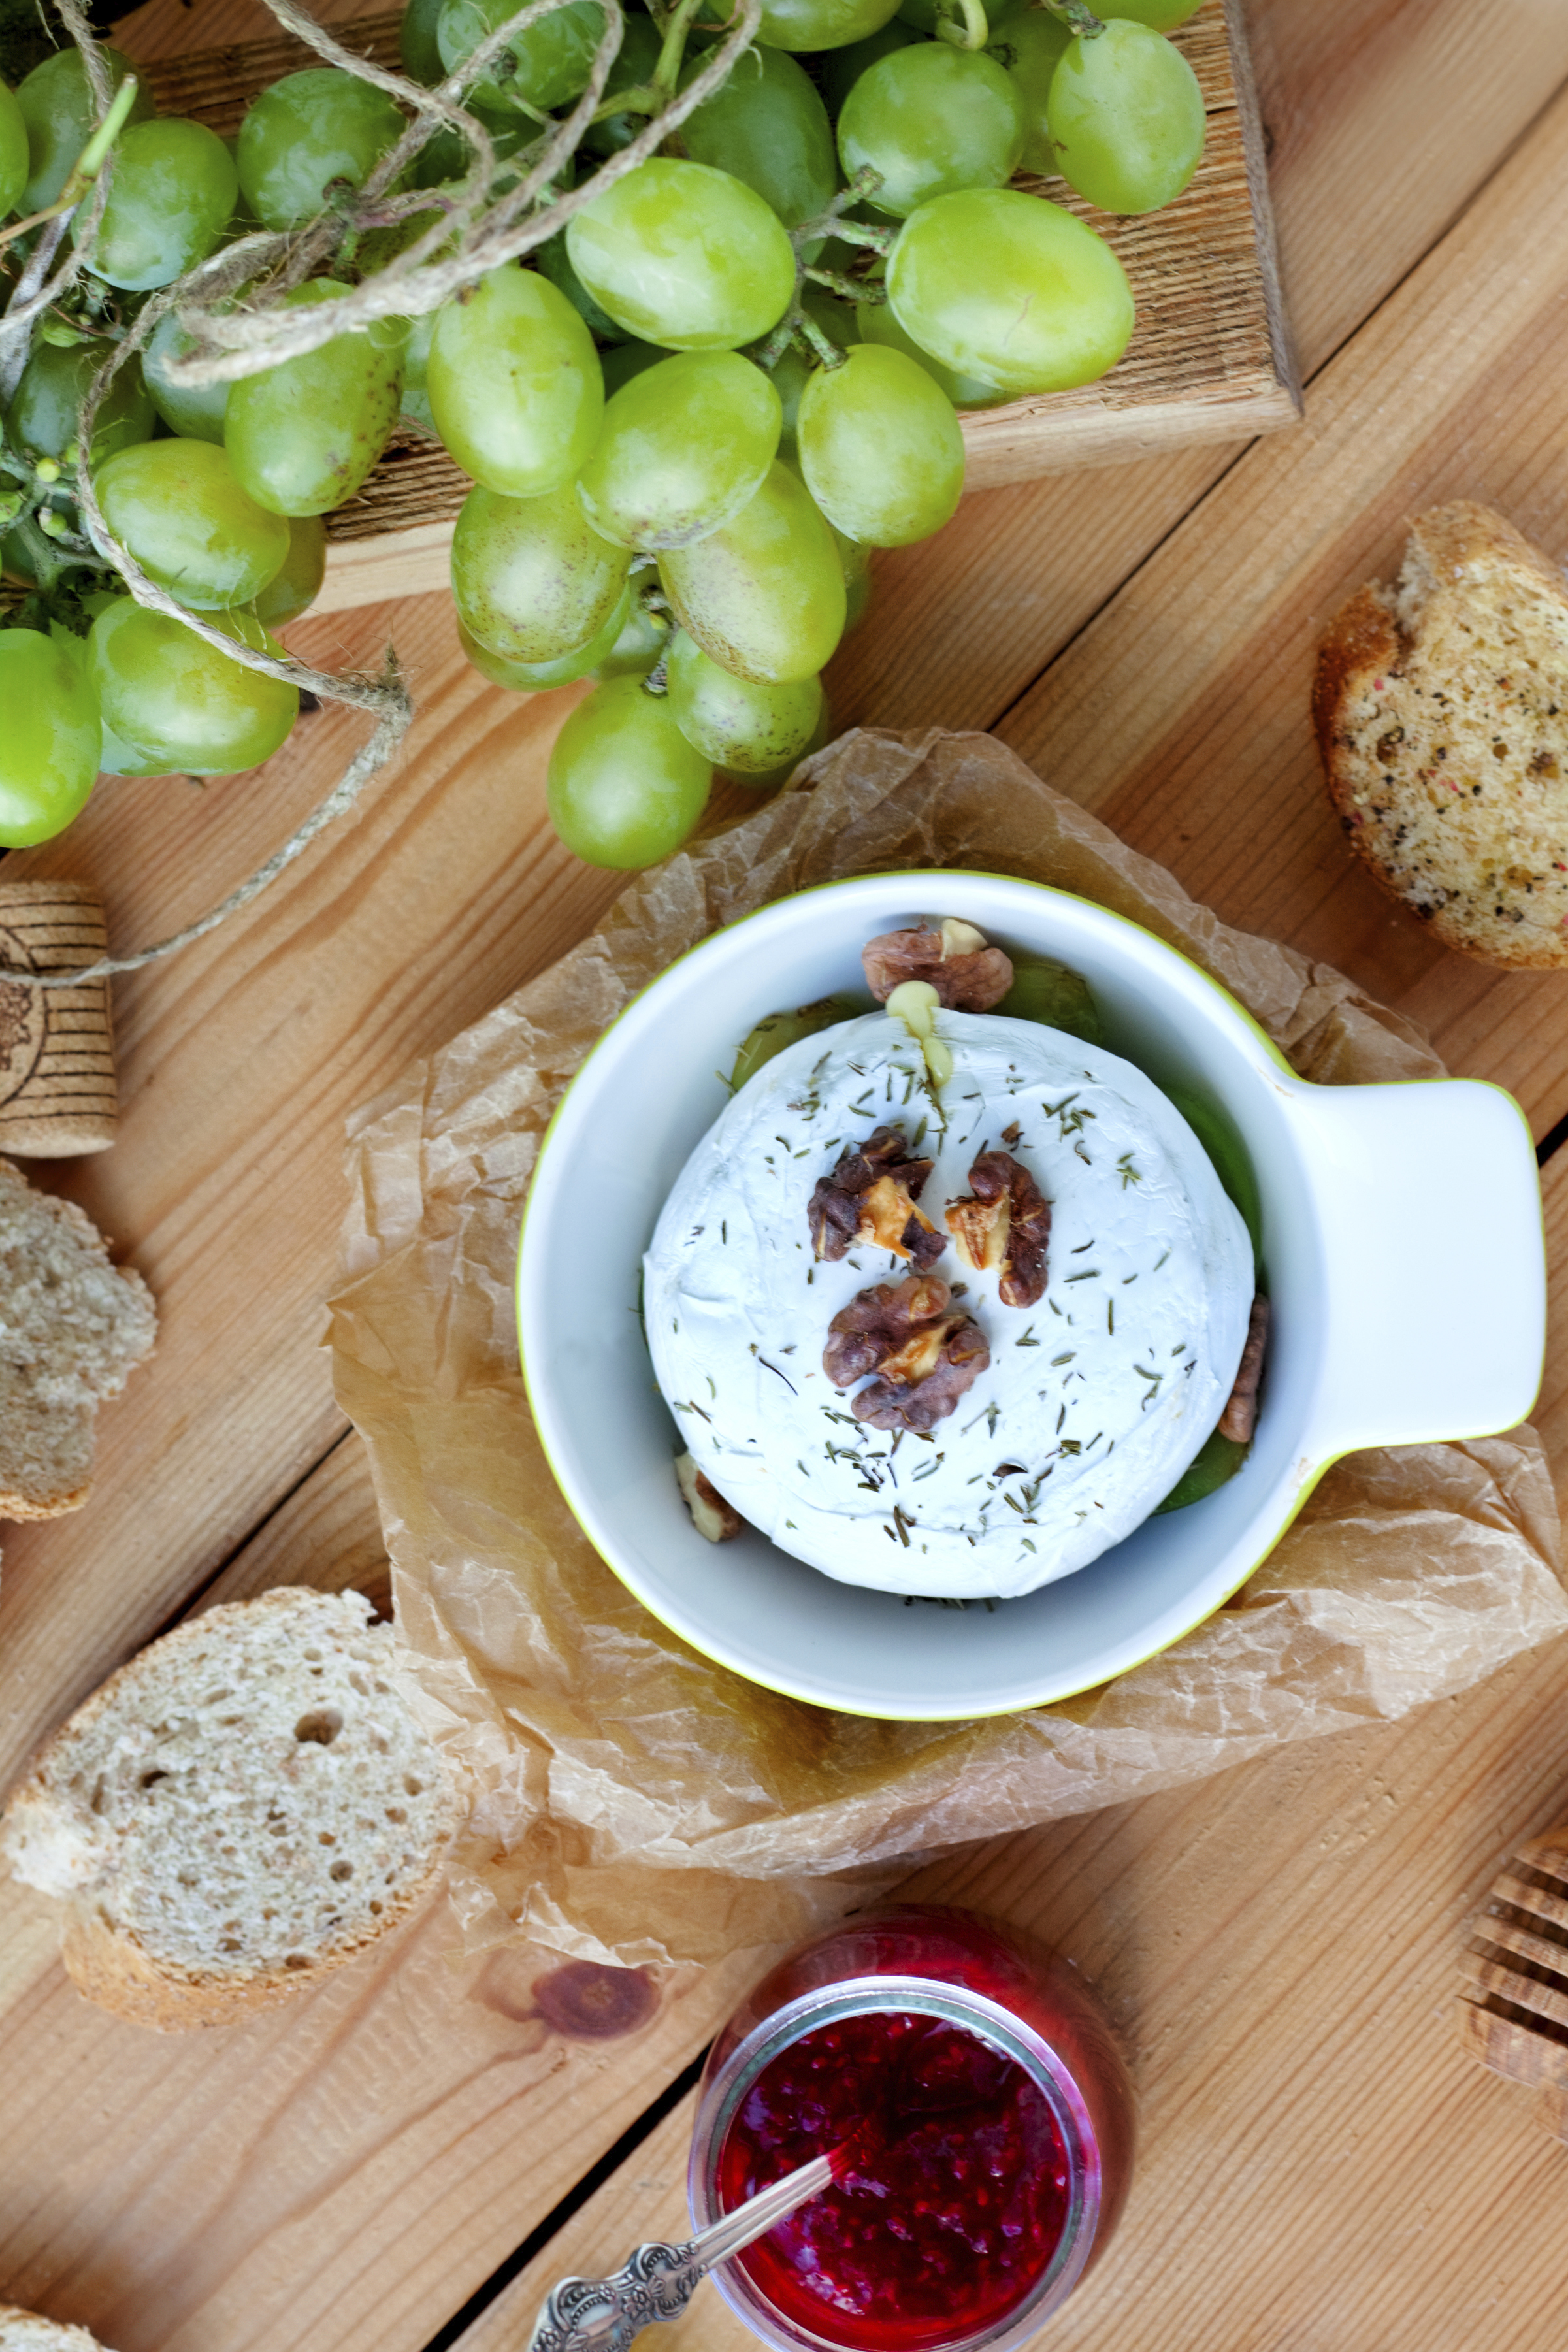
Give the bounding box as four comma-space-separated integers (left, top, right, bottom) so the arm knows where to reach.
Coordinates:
1, 0, 1208, 866
0, 40, 412, 840
429, 0, 1209, 866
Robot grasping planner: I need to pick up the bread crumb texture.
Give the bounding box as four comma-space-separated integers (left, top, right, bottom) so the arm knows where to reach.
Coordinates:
1314, 500, 1568, 966
0, 1590, 465, 2029
0, 1156, 156, 1522
0, 2309, 114, 2352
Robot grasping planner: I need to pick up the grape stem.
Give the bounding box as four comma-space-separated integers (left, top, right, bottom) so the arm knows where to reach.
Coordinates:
802, 266, 879, 310
1041, 0, 1105, 33
642, 644, 672, 694
751, 170, 893, 371
932, 0, 989, 52
0, 74, 141, 259
0, 0, 120, 404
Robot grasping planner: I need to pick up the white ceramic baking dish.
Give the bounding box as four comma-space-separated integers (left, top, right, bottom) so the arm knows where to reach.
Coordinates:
516, 873, 1545, 1721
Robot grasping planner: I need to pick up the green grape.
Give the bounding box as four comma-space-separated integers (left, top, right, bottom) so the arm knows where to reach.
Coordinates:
566, 159, 795, 351
408, 99, 525, 188
538, 231, 628, 343
0, 79, 29, 218
142, 310, 229, 444
450, 481, 632, 664
8, 336, 154, 463
0, 627, 99, 847
236, 69, 404, 232
1101, 0, 1205, 27
437, 0, 604, 113
95, 439, 290, 610
224, 280, 404, 517
755, 0, 905, 53
400, 0, 446, 82
581, 10, 662, 156
986, 11, 1071, 174
855, 296, 1009, 410
16, 47, 153, 215
593, 594, 671, 679
600, 338, 671, 396
1153, 1424, 1249, 1514
547, 676, 713, 870
995, 951, 1103, 1044
676, 45, 836, 235
838, 44, 1024, 217
577, 351, 781, 551
250, 514, 327, 627
730, 992, 858, 1088
1047, 18, 1205, 214
458, 581, 632, 693
398, 308, 437, 436
817, 22, 922, 118
75, 119, 237, 291
798, 342, 964, 546
666, 629, 821, 774
887, 188, 1134, 395
660, 459, 845, 683
427, 265, 602, 499
739, 683, 833, 783
88, 599, 298, 776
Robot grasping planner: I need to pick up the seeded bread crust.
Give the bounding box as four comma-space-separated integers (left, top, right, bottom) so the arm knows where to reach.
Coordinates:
1314, 502, 1568, 966
0, 2310, 114, 2352
0, 1589, 465, 2031
0, 1156, 157, 1522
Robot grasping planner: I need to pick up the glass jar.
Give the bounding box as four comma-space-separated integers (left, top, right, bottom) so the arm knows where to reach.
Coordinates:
688, 1905, 1135, 2352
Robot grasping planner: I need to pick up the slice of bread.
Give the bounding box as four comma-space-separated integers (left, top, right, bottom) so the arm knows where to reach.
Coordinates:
0, 1156, 157, 1521
1314, 501, 1568, 965
1, 1588, 465, 2031
0, 2309, 114, 2352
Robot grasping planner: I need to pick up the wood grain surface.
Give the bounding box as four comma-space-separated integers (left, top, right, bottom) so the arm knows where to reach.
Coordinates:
5, 3, 1568, 2351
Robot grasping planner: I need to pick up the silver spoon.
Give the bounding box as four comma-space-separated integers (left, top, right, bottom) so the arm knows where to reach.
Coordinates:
527, 2144, 847, 2352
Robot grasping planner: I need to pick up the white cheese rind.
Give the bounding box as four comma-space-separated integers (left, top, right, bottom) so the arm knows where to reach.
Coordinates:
644, 1011, 1254, 1601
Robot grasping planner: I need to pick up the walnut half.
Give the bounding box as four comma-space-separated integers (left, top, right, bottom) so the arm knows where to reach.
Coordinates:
675, 1452, 742, 1543
808, 1125, 943, 1270
823, 1274, 990, 1434
945, 1149, 1051, 1308
862, 921, 1014, 1012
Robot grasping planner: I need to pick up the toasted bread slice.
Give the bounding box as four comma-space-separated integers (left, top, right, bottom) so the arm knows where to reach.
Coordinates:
1, 1589, 464, 2030
1314, 501, 1568, 965
0, 1156, 156, 1521
0, 2310, 114, 2352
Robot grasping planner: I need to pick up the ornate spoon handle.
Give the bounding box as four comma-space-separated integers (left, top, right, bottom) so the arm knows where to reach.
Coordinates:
528, 2148, 839, 2352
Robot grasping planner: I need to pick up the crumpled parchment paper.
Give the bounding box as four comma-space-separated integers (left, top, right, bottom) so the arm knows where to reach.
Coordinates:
327, 729, 1568, 1968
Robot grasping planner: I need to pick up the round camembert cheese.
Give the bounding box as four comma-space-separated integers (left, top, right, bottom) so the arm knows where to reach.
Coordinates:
644, 1008, 1253, 1600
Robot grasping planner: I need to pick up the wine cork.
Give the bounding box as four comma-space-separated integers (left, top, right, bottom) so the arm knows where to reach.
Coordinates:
0, 882, 116, 1156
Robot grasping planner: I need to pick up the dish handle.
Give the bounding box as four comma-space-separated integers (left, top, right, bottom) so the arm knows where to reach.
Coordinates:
1284, 1077, 1545, 1465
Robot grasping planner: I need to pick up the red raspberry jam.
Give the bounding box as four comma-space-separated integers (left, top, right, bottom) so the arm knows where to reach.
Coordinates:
691, 1908, 1134, 2352
717, 2008, 1070, 2352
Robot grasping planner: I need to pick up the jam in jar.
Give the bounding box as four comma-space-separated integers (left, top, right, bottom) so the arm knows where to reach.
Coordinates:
689, 1906, 1134, 2352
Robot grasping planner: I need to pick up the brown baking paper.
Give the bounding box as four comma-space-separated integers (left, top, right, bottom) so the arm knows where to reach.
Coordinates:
327, 730, 1568, 1968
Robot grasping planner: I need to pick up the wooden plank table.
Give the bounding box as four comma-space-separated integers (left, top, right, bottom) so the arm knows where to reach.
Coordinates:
5, 3, 1568, 2349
